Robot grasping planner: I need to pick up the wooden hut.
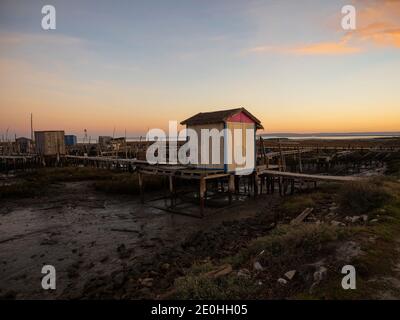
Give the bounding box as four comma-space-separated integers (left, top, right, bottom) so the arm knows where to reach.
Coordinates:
34, 130, 66, 156
16, 137, 33, 154
181, 108, 263, 173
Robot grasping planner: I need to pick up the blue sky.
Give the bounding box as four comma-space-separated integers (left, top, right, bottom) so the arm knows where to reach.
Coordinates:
0, 0, 399, 138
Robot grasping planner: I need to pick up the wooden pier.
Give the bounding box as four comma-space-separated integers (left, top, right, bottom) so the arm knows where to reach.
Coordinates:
0, 152, 376, 218
136, 164, 232, 217
259, 169, 363, 183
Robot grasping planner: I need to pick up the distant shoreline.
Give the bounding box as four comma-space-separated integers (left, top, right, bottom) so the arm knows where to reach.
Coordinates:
259, 132, 400, 140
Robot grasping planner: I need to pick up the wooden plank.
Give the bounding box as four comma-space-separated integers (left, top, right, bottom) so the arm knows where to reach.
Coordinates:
290, 207, 314, 225
260, 169, 364, 182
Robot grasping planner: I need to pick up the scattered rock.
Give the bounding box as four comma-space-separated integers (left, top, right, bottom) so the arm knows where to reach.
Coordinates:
361, 215, 368, 222
284, 270, 297, 280
253, 261, 264, 271
139, 277, 153, 287
331, 220, 345, 227
345, 216, 360, 223
237, 268, 251, 278
336, 241, 363, 262
370, 219, 379, 223
313, 266, 327, 282
161, 263, 170, 271
277, 278, 287, 285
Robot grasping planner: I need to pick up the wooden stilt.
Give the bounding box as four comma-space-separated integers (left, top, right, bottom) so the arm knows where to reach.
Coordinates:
199, 177, 206, 217
254, 173, 259, 198
169, 175, 175, 207
138, 171, 144, 203
228, 174, 235, 204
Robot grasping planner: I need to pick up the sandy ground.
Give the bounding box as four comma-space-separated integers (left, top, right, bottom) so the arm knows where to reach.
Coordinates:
0, 181, 263, 299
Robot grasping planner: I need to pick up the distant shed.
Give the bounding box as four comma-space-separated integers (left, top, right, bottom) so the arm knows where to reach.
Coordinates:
181, 108, 263, 173
16, 137, 33, 154
35, 131, 66, 156
64, 135, 77, 146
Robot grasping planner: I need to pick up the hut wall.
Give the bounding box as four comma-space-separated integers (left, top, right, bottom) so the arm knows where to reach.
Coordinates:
226, 122, 255, 173
35, 131, 66, 156
187, 123, 225, 170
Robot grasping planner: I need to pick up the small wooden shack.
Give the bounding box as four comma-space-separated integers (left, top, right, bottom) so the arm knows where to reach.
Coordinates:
34, 130, 66, 156
16, 137, 33, 154
181, 108, 263, 173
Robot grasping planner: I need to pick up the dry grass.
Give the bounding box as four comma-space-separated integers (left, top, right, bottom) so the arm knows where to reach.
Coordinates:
173, 224, 347, 299
0, 167, 128, 199
338, 181, 392, 214
93, 174, 164, 195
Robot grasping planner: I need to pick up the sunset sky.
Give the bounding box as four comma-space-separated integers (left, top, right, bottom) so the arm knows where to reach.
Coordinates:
0, 0, 399, 139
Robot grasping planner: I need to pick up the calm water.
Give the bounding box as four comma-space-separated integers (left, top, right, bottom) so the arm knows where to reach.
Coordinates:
125, 134, 400, 142
260, 135, 400, 140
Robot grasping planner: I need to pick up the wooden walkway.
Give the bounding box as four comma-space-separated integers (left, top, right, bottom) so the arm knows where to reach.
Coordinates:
0, 155, 37, 160
265, 148, 313, 159
266, 146, 400, 152
260, 169, 363, 182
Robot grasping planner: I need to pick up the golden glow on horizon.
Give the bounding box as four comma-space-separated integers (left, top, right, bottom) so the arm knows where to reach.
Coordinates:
1, 0, 400, 137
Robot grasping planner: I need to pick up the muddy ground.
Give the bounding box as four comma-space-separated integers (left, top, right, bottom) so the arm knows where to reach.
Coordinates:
0, 179, 280, 299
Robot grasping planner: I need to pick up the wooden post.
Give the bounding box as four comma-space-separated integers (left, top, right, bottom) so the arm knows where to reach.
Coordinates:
199, 177, 206, 217
254, 173, 259, 198
271, 177, 275, 194
169, 175, 175, 207
228, 174, 235, 204
283, 177, 288, 196
298, 148, 303, 173
234, 175, 239, 196
138, 172, 144, 203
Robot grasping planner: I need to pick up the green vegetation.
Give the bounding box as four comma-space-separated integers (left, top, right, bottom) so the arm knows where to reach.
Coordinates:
171, 173, 400, 300
386, 153, 400, 177
280, 196, 315, 216
1, 167, 127, 199
173, 224, 347, 299
93, 174, 164, 195
0, 166, 166, 199
338, 181, 392, 214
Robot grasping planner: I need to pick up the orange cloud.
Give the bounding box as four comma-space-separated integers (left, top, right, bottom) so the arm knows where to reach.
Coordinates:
290, 40, 361, 55
353, 0, 400, 48
249, 37, 361, 56
0, 31, 84, 47
250, 0, 400, 56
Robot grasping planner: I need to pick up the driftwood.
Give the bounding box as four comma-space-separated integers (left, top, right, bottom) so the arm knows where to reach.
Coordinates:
204, 264, 233, 279
290, 207, 314, 225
